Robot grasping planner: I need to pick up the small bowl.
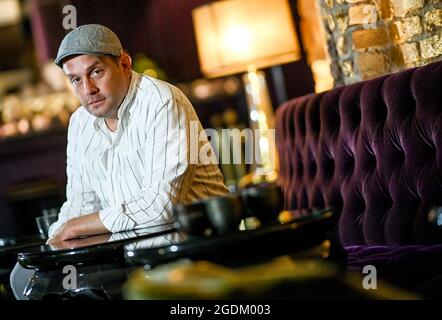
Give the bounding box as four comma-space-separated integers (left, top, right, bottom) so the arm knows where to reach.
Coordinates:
173, 201, 211, 236
204, 193, 244, 235
240, 183, 283, 224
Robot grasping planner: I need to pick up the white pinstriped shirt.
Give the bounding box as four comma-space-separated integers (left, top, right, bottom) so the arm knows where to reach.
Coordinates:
48, 71, 228, 237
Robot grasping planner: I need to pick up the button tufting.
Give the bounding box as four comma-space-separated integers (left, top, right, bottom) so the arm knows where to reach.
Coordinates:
309, 161, 317, 180
323, 157, 335, 181
275, 60, 442, 246
296, 162, 303, 179
368, 154, 377, 169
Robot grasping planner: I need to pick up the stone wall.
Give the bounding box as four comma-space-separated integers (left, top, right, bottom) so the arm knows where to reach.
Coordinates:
317, 0, 442, 86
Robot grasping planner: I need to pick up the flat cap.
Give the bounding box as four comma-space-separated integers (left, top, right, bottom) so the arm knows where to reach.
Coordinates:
55, 24, 123, 68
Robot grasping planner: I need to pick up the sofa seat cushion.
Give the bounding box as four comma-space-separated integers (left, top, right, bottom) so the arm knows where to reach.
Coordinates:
345, 244, 442, 298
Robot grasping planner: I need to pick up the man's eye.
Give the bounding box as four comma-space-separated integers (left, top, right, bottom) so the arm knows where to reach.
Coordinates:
92, 69, 103, 76
71, 78, 79, 84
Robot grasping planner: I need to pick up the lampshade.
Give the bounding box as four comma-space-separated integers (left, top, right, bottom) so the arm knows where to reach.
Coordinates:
0, 0, 21, 27
192, 0, 301, 78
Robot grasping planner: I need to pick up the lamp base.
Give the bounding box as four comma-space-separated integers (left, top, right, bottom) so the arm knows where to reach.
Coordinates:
240, 67, 279, 189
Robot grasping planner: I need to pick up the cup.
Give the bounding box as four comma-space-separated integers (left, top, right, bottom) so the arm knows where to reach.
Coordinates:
35, 212, 59, 238
203, 193, 244, 235
42, 208, 59, 217
173, 201, 211, 236
240, 183, 283, 224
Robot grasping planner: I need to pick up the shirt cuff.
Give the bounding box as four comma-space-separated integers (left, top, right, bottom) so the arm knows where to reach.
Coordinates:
99, 204, 136, 233
48, 219, 63, 238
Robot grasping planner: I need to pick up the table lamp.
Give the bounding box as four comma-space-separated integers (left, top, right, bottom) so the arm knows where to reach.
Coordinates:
192, 0, 301, 187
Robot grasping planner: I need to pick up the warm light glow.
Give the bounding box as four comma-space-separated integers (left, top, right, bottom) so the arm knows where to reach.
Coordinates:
250, 110, 260, 122
245, 69, 263, 106
311, 59, 334, 93
192, 79, 213, 99
192, 0, 301, 78
259, 136, 269, 156
221, 26, 252, 58
17, 119, 30, 134
0, 0, 21, 27
258, 111, 268, 130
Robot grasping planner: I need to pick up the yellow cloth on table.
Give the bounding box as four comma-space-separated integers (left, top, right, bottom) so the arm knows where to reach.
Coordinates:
123, 256, 418, 300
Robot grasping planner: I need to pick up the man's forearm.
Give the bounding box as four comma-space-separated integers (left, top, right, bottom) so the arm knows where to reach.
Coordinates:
48, 212, 110, 244
69, 213, 109, 237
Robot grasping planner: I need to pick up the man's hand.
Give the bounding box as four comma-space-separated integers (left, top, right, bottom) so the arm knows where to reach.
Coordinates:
48, 233, 112, 250
47, 213, 110, 245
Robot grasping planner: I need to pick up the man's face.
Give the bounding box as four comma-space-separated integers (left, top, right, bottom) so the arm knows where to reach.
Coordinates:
62, 54, 131, 119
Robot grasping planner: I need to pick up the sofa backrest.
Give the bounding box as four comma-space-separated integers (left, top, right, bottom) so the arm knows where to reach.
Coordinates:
275, 61, 442, 246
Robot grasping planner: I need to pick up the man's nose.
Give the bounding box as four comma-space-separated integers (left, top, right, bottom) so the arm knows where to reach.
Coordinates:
83, 78, 98, 95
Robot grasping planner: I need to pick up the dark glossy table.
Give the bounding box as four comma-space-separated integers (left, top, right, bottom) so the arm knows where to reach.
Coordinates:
0, 234, 47, 268
0, 234, 48, 299
16, 209, 340, 300
16, 223, 177, 300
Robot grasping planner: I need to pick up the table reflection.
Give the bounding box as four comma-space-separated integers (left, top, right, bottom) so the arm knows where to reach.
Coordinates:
46, 223, 176, 251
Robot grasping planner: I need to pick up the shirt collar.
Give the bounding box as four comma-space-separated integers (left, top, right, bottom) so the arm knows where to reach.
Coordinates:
93, 70, 140, 133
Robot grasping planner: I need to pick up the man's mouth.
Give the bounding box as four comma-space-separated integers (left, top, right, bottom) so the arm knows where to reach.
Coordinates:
89, 98, 105, 108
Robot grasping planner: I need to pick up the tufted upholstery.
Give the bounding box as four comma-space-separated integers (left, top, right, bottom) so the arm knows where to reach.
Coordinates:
275, 61, 442, 246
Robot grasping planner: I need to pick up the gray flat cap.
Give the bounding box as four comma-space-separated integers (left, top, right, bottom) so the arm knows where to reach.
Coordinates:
55, 24, 123, 68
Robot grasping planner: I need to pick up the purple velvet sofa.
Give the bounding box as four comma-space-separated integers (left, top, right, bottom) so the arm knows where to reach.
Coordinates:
275, 61, 442, 298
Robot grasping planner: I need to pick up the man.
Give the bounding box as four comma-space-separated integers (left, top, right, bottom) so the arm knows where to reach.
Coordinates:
47, 24, 228, 244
